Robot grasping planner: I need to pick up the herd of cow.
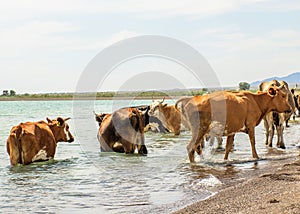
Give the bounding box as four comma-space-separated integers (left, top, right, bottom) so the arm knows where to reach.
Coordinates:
6, 80, 300, 166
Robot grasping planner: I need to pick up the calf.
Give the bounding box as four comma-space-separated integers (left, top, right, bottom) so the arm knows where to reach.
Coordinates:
6, 117, 74, 166
134, 105, 169, 133
148, 98, 189, 135
182, 86, 292, 162
259, 80, 295, 148
95, 107, 147, 154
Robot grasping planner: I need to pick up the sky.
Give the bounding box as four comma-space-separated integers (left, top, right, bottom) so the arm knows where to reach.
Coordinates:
1, 0, 300, 93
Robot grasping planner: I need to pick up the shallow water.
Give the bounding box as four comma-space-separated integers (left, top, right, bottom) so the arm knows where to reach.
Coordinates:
0, 100, 299, 213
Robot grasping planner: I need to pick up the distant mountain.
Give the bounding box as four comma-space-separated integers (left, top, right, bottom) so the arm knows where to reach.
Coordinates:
251, 72, 300, 87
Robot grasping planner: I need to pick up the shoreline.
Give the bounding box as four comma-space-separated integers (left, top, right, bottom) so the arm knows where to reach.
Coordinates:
0, 96, 177, 101
173, 156, 300, 214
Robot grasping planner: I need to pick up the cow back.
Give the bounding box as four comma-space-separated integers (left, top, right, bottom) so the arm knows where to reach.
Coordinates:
7, 122, 56, 165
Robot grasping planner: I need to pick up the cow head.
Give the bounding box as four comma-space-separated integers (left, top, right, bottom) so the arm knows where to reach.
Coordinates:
148, 98, 166, 117
268, 85, 292, 113
47, 117, 74, 143
95, 112, 109, 127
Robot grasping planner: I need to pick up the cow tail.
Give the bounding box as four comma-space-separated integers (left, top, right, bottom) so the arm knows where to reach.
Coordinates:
7, 126, 23, 165
130, 112, 140, 132
175, 98, 184, 111
175, 97, 190, 114
130, 111, 147, 155
175, 97, 191, 127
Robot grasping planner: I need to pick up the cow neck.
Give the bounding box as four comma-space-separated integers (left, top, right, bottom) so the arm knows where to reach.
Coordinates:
48, 124, 59, 143
159, 106, 172, 126
253, 92, 273, 123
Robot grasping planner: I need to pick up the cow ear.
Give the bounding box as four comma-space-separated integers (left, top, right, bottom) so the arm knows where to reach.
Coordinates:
268, 87, 277, 96
57, 117, 65, 126
163, 103, 167, 107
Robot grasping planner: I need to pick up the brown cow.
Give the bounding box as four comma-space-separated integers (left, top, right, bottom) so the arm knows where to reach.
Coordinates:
6, 117, 74, 166
148, 98, 189, 135
182, 86, 292, 162
95, 107, 147, 155
259, 80, 295, 148
175, 96, 223, 149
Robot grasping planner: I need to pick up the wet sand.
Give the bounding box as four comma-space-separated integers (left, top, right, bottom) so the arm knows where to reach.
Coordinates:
174, 156, 300, 214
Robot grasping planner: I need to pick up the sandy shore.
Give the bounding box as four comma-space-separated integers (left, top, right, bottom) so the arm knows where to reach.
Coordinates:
174, 156, 300, 214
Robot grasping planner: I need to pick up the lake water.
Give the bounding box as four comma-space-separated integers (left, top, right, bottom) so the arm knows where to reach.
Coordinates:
0, 100, 299, 213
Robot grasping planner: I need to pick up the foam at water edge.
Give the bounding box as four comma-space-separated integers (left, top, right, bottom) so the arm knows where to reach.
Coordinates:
192, 174, 222, 188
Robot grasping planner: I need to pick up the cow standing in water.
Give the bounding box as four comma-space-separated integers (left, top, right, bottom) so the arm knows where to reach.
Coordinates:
181, 86, 292, 162
148, 98, 189, 136
259, 80, 295, 149
6, 117, 74, 166
95, 107, 147, 155
133, 105, 169, 133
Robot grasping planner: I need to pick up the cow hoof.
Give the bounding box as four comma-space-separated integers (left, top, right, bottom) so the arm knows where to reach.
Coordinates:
139, 145, 148, 155
188, 153, 195, 163
278, 145, 286, 149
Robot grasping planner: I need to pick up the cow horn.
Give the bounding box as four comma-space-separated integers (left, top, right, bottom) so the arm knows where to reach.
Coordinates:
278, 84, 284, 90
161, 97, 165, 103
152, 97, 154, 102
64, 117, 71, 121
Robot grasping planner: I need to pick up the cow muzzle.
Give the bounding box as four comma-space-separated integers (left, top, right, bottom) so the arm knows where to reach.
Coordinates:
68, 136, 74, 143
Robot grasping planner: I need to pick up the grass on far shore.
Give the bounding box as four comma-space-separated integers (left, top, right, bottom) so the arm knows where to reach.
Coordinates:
0, 88, 261, 101
0, 89, 208, 100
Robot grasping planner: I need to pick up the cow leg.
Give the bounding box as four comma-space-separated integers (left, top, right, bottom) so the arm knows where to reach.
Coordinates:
217, 137, 223, 149
112, 142, 125, 153
135, 132, 147, 155
120, 140, 135, 154
248, 128, 259, 159
187, 130, 204, 163
285, 118, 290, 127
267, 124, 275, 147
208, 135, 214, 147
263, 119, 269, 146
276, 125, 286, 149
195, 137, 205, 155
137, 145, 148, 155
187, 136, 196, 163
174, 124, 181, 136
224, 135, 234, 160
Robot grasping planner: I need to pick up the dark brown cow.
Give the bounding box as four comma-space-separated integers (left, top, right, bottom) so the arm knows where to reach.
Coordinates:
181, 86, 292, 162
259, 80, 295, 148
6, 117, 74, 166
148, 98, 189, 135
95, 107, 147, 155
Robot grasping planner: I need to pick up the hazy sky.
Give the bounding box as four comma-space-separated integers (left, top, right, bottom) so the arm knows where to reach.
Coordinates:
1, 0, 300, 93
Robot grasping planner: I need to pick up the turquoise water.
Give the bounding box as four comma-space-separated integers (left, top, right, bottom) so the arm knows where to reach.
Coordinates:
1, 100, 299, 213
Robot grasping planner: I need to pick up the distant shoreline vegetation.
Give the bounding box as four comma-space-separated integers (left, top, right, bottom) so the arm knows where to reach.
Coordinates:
0, 86, 265, 101
0, 89, 212, 101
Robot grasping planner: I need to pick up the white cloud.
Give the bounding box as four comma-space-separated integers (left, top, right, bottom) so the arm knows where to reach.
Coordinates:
198, 27, 300, 86
0, 0, 288, 21
0, 21, 78, 57
197, 26, 300, 52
